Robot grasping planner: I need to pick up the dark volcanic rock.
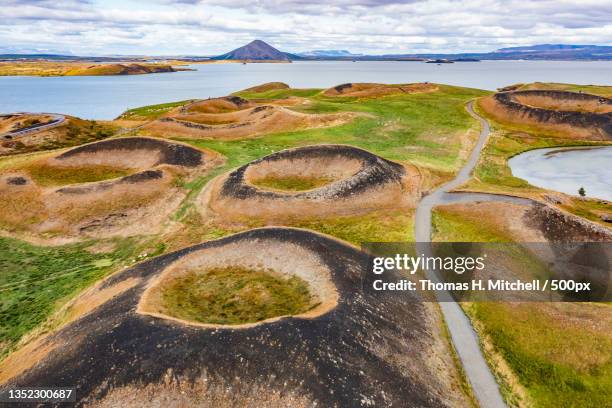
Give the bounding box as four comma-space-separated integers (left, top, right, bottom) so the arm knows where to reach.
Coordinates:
6, 176, 27, 185
525, 203, 612, 241
0, 228, 447, 407
56, 137, 203, 167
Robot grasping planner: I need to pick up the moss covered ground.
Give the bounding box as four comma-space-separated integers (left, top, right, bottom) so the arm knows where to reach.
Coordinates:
159, 266, 317, 325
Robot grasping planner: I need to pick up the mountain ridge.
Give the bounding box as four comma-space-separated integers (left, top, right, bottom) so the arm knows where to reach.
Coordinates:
3, 41, 611, 62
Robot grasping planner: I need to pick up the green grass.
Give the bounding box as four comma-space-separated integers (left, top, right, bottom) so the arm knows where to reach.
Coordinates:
251, 175, 334, 191
292, 210, 414, 245
517, 82, 612, 98
468, 302, 612, 408
432, 209, 509, 242
461, 95, 612, 225
433, 206, 612, 408
233, 88, 322, 99
23, 162, 131, 187
0, 237, 141, 357
160, 266, 317, 325
119, 100, 195, 120
182, 84, 489, 173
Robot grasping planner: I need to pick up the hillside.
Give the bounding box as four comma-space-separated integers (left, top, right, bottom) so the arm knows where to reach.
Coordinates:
0, 62, 189, 77
65, 63, 177, 76
212, 40, 291, 61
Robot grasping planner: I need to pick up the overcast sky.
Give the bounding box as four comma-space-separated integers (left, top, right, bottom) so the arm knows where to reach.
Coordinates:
1, 0, 610, 56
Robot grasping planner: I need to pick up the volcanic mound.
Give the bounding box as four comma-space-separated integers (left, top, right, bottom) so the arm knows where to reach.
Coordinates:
481, 90, 612, 140
241, 82, 290, 93
323, 82, 438, 98
203, 144, 420, 222
179, 96, 254, 114
0, 228, 466, 407
0, 137, 219, 241
144, 104, 355, 140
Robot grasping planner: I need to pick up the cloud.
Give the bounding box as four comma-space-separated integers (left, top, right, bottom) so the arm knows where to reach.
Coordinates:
0, 0, 610, 55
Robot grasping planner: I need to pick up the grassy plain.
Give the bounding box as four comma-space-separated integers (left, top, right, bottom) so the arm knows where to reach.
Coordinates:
0, 237, 148, 358
119, 100, 196, 120
433, 206, 612, 408
23, 162, 131, 187
515, 82, 612, 97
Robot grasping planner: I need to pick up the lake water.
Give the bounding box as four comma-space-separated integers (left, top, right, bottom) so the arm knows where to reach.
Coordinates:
508, 147, 612, 201
1, 60, 612, 120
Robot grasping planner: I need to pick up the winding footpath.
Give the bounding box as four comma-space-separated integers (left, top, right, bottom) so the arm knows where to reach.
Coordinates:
414, 101, 509, 408
0, 113, 65, 139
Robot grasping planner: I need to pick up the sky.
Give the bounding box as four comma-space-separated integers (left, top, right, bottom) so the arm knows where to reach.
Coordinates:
1, 0, 611, 56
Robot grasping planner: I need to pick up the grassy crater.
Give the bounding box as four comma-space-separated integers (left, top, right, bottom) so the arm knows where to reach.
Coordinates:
25, 162, 131, 187
250, 175, 335, 192
160, 266, 318, 325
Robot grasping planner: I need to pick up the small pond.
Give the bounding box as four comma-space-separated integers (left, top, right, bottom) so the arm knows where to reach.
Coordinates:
508, 146, 612, 201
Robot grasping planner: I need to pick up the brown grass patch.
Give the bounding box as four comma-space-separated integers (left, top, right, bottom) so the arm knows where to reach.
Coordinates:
61, 277, 141, 326
0, 139, 221, 241
514, 94, 612, 114
0, 336, 59, 384
0, 114, 55, 134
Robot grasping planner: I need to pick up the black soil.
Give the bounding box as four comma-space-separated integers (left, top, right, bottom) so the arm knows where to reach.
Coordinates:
333, 83, 354, 93
5, 176, 27, 185
494, 90, 612, 139
221, 144, 406, 200
1, 228, 447, 407
525, 203, 612, 242
56, 137, 203, 167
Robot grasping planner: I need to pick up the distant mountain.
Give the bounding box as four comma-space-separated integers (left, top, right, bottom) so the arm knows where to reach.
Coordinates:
298, 50, 363, 57
4, 43, 611, 63
212, 40, 292, 61
0, 54, 79, 61
496, 44, 609, 52
489, 44, 612, 59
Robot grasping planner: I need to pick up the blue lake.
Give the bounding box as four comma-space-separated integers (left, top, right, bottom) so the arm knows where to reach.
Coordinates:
509, 147, 612, 201
1, 60, 611, 120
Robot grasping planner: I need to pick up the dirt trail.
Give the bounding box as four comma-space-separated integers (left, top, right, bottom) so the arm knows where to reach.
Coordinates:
414, 101, 507, 408
0, 113, 65, 138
